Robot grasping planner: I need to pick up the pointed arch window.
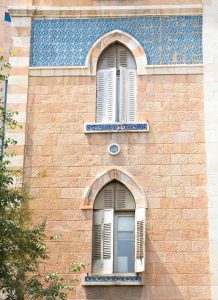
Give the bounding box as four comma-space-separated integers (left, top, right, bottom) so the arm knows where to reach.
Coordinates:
92, 181, 145, 274
96, 44, 137, 123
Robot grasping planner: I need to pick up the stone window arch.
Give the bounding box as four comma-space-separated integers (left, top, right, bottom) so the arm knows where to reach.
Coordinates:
82, 169, 147, 275
86, 30, 147, 75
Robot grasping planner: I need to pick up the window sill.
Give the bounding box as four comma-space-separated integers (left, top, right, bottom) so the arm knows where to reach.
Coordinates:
84, 122, 149, 133
82, 273, 144, 286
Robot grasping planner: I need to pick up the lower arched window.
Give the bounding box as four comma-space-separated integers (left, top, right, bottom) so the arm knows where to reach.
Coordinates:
92, 181, 145, 274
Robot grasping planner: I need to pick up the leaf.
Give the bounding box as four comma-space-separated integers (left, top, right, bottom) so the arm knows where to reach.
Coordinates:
49, 234, 62, 240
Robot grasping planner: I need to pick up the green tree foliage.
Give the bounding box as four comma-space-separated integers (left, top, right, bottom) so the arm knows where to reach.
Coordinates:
0, 56, 86, 300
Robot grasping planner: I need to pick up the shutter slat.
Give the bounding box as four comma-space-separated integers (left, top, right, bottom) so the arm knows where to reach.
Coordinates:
135, 207, 145, 272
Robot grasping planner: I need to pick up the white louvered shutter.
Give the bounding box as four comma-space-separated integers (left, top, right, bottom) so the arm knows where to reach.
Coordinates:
106, 49, 116, 68
103, 183, 114, 209
105, 44, 116, 123
102, 209, 113, 274
118, 46, 136, 123
106, 68, 116, 122
115, 182, 135, 211
96, 70, 107, 122
94, 182, 114, 210
96, 69, 116, 123
118, 46, 128, 68
101, 182, 114, 274
92, 209, 114, 274
97, 48, 116, 123
119, 66, 127, 122
92, 210, 103, 273
118, 47, 128, 122
127, 69, 137, 122
135, 207, 145, 273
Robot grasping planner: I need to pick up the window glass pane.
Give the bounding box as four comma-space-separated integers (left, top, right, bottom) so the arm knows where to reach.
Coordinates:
118, 216, 134, 231
115, 216, 134, 273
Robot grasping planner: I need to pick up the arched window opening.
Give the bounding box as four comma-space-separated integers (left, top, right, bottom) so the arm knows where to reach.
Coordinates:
96, 43, 137, 123
92, 181, 144, 275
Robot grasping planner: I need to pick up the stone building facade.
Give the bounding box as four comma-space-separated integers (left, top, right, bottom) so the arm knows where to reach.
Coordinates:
2, 0, 218, 299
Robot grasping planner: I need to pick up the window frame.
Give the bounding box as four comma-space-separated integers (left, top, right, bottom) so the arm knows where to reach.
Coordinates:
113, 212, 135, 274
92, 181, 145, 276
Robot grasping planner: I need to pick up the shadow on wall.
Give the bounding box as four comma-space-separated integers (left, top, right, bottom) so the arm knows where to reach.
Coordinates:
82, 234, 186, 300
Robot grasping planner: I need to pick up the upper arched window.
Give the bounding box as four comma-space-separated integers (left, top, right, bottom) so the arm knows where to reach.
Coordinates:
96, 44, 137, 123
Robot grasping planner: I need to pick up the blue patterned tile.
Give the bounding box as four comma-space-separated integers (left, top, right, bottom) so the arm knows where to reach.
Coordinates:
84, 122, 149, 133
30, 16, 202, 67
85, 275, 143, 283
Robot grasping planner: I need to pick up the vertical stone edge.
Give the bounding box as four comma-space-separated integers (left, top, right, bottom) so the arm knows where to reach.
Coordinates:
203, 1, 218, 299
7, 15, 31, 169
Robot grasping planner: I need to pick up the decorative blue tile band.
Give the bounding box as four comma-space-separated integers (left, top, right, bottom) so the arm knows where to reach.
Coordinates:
85, 275, 143, 283
84, 122, 149, 133
31, 16, 202, 67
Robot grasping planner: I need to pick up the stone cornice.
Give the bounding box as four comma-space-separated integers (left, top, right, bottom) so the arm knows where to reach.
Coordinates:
28, 64, 204, 77
8, 4, 202, 18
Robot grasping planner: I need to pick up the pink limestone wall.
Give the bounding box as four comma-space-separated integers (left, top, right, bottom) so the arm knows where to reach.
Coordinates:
25, 73, 211, 300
